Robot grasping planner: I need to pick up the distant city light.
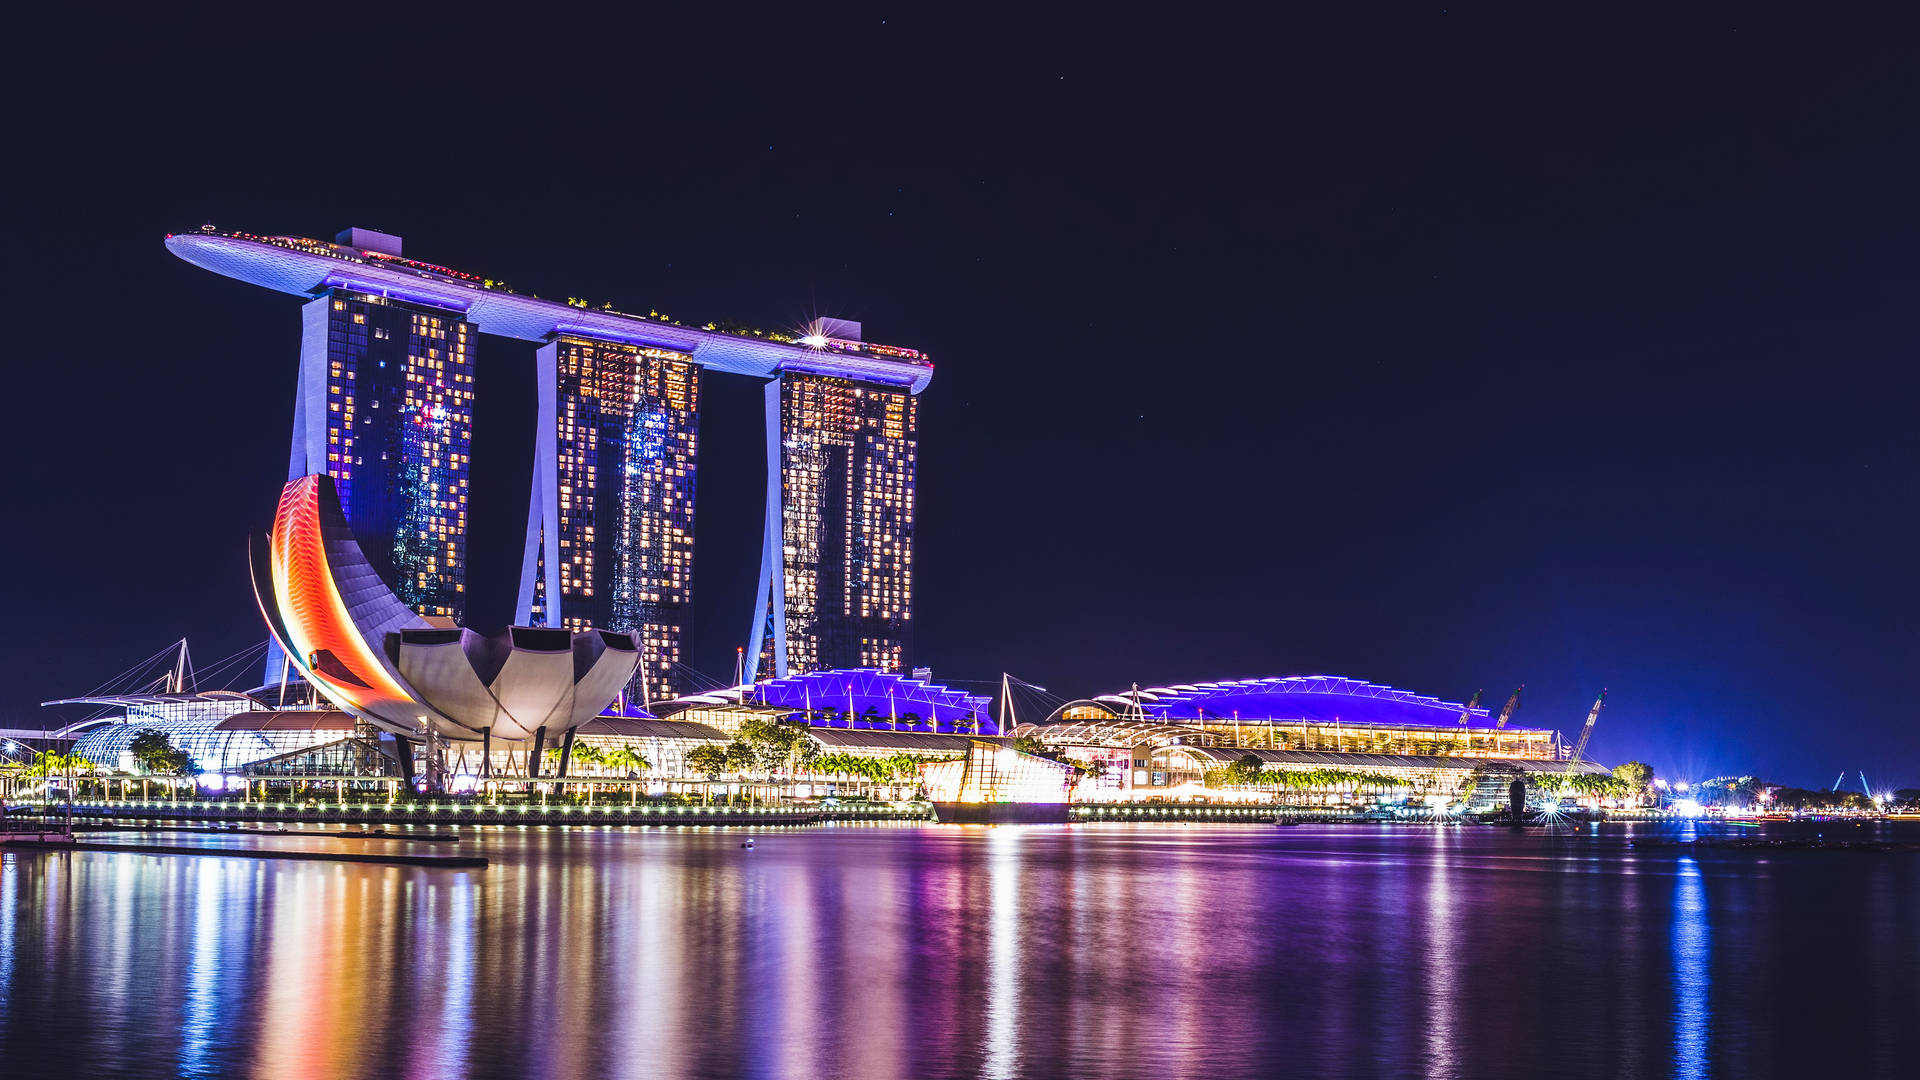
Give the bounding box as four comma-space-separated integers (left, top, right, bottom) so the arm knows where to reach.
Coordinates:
798, 334, 829, 348
1673, 798, 1704, 818
1674, 781, 1690, 792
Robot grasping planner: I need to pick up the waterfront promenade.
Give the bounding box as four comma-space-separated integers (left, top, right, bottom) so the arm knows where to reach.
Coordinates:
0, 796, 1777, 831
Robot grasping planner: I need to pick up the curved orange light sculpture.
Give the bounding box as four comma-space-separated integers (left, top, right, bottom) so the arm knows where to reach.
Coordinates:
254, 473, 639, 745
267, 475, 417, 719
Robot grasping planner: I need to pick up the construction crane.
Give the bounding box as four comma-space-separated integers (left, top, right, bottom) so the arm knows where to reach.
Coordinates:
1458, 689, 1483, 725
1563, 689, 1607, 774
1495, 685, 1524, 728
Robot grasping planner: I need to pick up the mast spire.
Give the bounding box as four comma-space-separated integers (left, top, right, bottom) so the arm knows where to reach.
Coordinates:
170, 638, 190, 694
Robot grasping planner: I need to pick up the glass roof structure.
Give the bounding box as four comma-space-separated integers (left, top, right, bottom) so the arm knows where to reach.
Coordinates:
69, 706, 354, 775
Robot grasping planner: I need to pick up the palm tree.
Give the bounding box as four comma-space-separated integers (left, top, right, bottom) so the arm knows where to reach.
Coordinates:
605, 746, 650, 775
597, 746, 650, 803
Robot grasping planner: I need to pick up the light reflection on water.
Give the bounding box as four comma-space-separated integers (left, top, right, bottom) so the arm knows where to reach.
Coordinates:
0, 821, 1917, 1079
984, 826, 1019, 1080
1423, 831, 1456, 1080
1672, 855, 1710, 1080
180, 858, 223, 1078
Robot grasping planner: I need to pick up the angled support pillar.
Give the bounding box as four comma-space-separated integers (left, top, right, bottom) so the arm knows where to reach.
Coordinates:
745, 376, 789, 679
557, 729, 576, 779
387, 733, 416, 790
516, 341, 563, 626
288, 295, 333, 481
528, 726, 547, 780
481, 727, 492, 779
264, 295, 338, 684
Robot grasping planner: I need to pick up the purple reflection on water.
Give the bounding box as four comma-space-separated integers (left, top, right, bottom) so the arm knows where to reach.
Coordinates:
0, 822, 1916, 1079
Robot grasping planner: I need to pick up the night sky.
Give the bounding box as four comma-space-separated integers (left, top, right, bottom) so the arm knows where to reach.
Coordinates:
6, 5, 1915, 788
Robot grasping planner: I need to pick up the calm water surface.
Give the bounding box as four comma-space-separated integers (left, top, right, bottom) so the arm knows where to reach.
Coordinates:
2, 821, 1917, 1079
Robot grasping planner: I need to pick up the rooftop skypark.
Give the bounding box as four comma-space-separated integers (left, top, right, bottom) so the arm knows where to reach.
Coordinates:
165, 225, 932, 389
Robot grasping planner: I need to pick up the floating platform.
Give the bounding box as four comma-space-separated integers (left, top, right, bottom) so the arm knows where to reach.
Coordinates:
1, 838, 488, 867
931, 802, 1071, 824
76, 824, 462, 841
0, 831, 75, 845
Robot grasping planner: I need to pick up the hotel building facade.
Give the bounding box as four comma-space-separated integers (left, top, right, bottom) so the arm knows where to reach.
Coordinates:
517, 335, 701, 701
287, 287, 474, 622
749, 370, 916, 679
171, 227, 930, 689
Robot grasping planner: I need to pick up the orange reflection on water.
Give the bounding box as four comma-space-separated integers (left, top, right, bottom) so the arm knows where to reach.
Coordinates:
2, 822, 1917, 1078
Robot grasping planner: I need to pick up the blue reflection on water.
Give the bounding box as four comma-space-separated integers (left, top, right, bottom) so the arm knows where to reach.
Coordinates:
180, 859, 223, 1077
1672, 855, 1710, 1079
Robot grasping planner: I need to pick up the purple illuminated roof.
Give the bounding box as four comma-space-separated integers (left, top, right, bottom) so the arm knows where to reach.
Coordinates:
1078, 676, 1490, 728
659, 669, 995, 734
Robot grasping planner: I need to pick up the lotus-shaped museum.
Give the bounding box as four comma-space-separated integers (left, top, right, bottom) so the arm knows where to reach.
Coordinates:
252, 474, 638, 747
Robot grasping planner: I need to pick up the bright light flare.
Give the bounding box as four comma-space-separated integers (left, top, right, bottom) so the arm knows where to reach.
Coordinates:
1673, 799, 1705, 818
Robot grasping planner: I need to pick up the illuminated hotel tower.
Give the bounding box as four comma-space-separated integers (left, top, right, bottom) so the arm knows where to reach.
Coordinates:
517, 336, 699, 701
285, 235, 473, 620
167, 227, 931, 686
749, 322, 917, 678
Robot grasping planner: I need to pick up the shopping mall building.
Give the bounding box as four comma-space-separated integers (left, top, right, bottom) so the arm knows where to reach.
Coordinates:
39, 669, 1603, 806
1013, 676, 1608, 803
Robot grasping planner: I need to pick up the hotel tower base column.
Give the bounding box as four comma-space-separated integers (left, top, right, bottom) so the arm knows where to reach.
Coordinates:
515, 342, 564, 628
746, 377, 789, 679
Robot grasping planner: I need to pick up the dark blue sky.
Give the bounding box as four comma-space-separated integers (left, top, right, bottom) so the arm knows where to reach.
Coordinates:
4, 4, 1915, 788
